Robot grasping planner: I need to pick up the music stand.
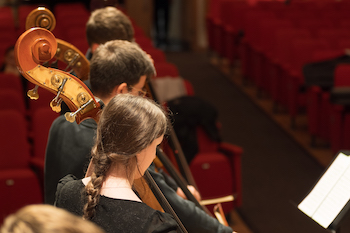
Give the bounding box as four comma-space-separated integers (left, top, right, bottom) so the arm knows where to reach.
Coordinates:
298, 151, 350, 233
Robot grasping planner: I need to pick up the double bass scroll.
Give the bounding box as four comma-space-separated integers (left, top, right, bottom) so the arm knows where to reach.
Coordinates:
15, 27, 101, 124
26, 7, 90, 81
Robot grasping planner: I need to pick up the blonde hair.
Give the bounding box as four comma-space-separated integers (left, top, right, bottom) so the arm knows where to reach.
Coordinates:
0, 204, 105, 233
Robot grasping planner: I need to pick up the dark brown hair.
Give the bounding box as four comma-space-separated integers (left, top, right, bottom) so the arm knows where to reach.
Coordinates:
89, 40, 155, 99
83, 94, 168, 220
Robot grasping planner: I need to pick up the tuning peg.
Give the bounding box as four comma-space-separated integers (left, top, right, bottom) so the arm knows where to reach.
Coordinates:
27, 85, 39, 100
49, 76, 67, 112
64, 99, 93, 123
64, 112, 76, 123
50, 98, 62, 113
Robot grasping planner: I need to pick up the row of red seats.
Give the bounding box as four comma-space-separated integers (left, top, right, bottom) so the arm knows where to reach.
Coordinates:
0, 74, 59, 224
237, 2, 350, 155
207, 0, 350, 156
306, 64, 350, 155
208, 0, 350, 66
0, 109, 44, 223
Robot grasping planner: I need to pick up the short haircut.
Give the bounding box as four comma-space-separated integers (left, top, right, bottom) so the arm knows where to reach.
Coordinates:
89, 40, 155, 99
86, 6, 134, 46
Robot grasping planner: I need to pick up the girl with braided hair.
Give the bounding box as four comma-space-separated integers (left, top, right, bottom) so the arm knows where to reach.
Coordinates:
55, 94, 179, 233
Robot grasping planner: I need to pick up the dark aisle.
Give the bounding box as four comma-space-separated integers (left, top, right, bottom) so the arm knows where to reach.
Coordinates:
164, 51, 350, 233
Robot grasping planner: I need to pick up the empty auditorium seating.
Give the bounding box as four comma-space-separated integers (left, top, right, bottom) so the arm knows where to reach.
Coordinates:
0, 36, 17, 66
240, 9, 276, 83
0, 89, 27, 118
206, 0, 350, 164
0, 110, 31, 169
53, 2, 89, 42
267, 28, 312, 109
0, 169, 43, 223
219, 1, 249, 64
30, 108, 59, 185
305, 52, 350, 147
252, 19, 294, 94
0, 6, 16, 36
205, 0, 226, 54
285, 38, 331, 124
0, 110, 42, 223
0, 73, 24, 95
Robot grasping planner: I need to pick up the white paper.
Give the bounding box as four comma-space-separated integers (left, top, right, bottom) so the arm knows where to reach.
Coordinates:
298, 152, 350, 228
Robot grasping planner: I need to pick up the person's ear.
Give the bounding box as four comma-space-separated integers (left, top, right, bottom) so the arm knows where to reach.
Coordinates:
112, 83, 128, 96
91, 43, 100, 53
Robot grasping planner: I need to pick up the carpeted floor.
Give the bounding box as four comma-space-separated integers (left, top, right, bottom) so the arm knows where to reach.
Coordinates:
164, 50, 350, 233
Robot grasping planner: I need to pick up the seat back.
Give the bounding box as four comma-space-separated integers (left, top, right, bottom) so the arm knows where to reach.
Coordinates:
334, 64, 350, 87
154, 62, 180, 78
0, 89, 27, 116
31, 108, 59, 161
0, 110, 31, 170
0, 73, 24, 95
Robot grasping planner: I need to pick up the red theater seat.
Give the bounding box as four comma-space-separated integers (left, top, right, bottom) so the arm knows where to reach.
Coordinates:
0, 110, 42, 223
154, 62, 179, 78
0, 110, 31, 170
0, 169, 43, 224
0, 73, 24, 94
190, 127, 243, 214
30, 108, 59, 185
0, 89, 27, 118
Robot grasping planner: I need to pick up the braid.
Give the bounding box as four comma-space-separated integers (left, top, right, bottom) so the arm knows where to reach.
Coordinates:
83, 173, 103, 220
83, 145, 111, 220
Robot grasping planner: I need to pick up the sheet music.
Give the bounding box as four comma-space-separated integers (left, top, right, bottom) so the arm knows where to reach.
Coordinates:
298, 152, 350, 228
